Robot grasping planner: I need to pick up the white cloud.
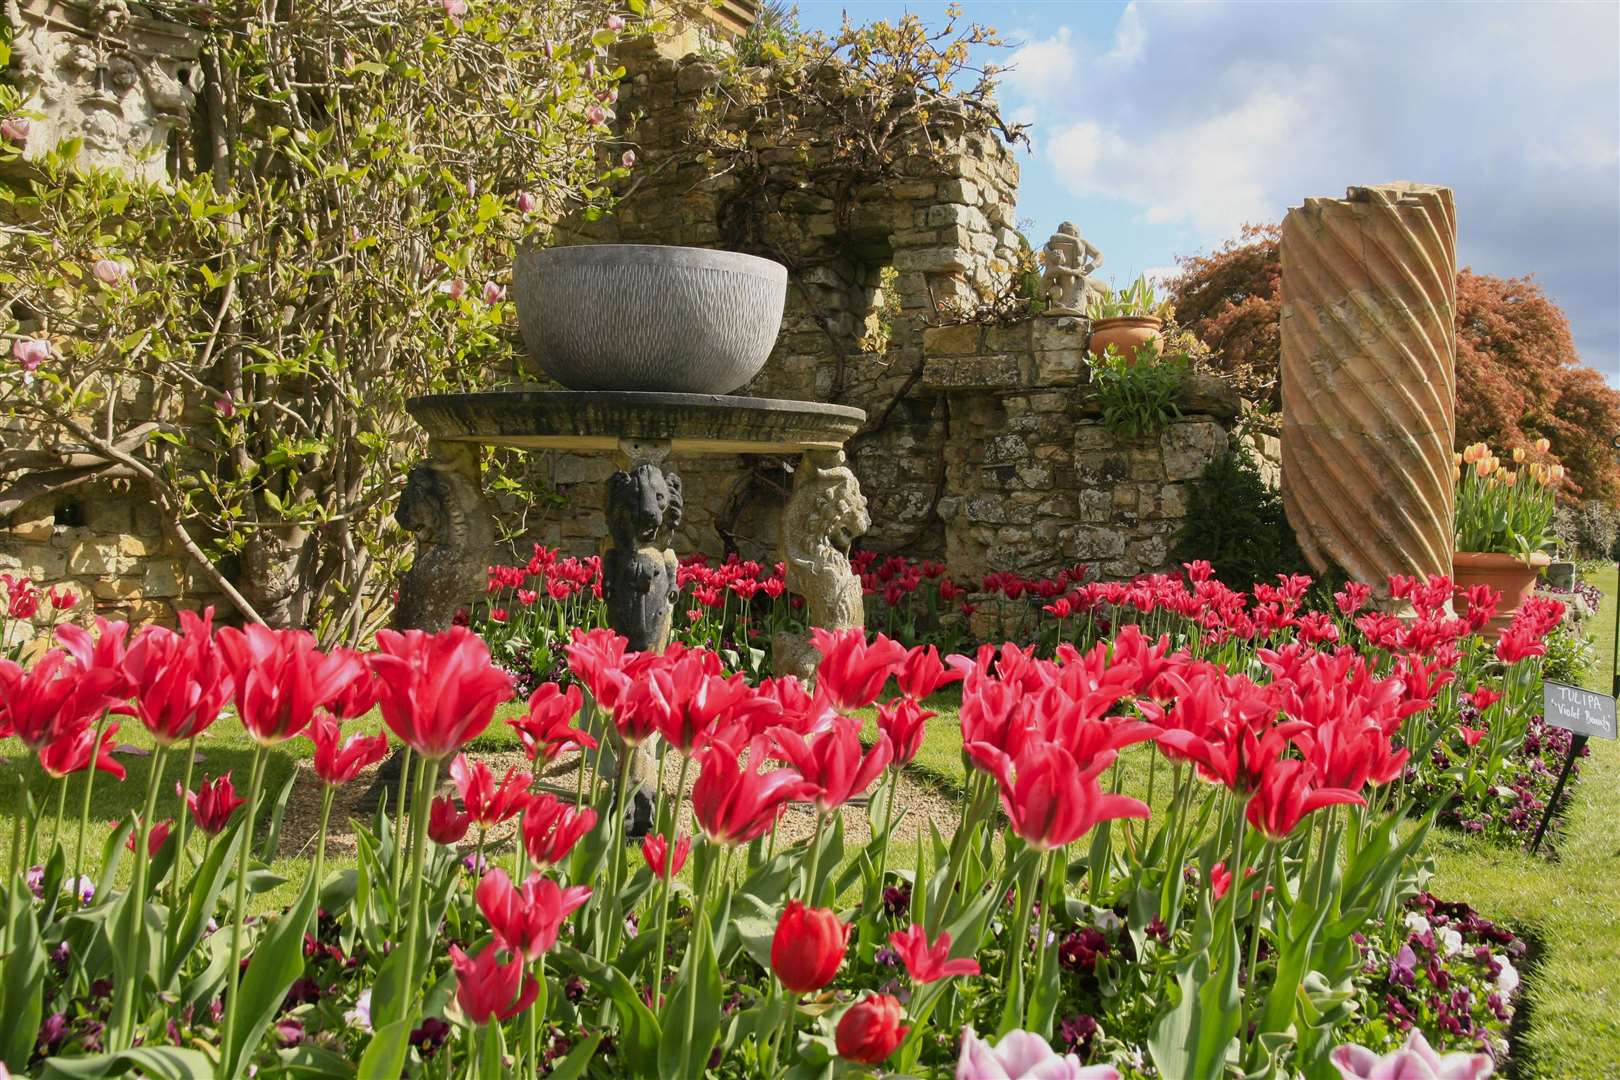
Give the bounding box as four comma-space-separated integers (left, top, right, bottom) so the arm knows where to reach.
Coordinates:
1106, 2, 1146, 63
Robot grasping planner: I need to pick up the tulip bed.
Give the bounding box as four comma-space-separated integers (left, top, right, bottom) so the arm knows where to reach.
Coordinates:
0, 560, 1577, 1079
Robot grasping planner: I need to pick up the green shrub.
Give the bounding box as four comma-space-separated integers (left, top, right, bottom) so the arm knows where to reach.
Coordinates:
1089, 345, 1187, 440
1542, 622, 1597, 686
1171, 444, 1310, 588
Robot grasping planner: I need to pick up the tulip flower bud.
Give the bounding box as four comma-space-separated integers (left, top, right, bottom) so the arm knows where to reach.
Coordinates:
1534, 437, 1550, 454
835, 994, 907, 1064
771, 900, 849, 992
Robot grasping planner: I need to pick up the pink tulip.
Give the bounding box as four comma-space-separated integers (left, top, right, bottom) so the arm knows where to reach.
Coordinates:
92, 259, 127, 286
12, 337, 50, 372
955, 1027, 1119, 1080
1330, 1031, 1494, 1080
1, 116, 30, 146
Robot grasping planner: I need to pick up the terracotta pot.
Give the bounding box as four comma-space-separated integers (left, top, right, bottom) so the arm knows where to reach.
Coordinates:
1452, 550, 1551, 632
1087, 316, 1162, 360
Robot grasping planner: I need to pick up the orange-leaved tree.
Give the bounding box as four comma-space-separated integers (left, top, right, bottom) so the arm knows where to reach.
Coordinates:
1166, 226, 1620, 504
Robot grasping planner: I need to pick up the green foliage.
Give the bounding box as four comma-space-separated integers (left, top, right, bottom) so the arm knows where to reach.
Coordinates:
1085, 273, 1173, 321
1542, 621, 1596, 686
1172, 442, 1309, 588
1088, 344, 1186, 440
1, 0, 636, 638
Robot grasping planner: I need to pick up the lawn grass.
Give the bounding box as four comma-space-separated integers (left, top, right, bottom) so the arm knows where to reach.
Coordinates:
1423, 563, 1620, 1080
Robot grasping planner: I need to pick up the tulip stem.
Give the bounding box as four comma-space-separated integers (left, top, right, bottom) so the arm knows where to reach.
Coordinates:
400, 754, 438, 1012
222, 742, 267, 1068
803, 810, 827, 905
170, 736, 198, 909
51, 774, 68, 857
310, 784, 334, 934
73, 708, 114, 905
649, 751, 692, 1001
682, 855, 714, 1071
873, 767, 903, 900
108, 741, 168, 1050
1025, 848, 1057, 1029
998, 850, 1041, 1036
391, 745, 413, 911
601, 744, 634, 958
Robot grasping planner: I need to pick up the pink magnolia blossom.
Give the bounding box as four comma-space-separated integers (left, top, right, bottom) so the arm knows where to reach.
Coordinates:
585, 104, 608, 126
481, 281, 506, 305
440, 0, 468, 20
92, 259, 127, 286
441, 277, 469, 300
215, 391, 236, 417
12, 337, 50, 372
621, 150, 636, 168
605, 14, 625, 30
1, 116, 30, 146
516, 191, 538, 213
956, 1027, 1118, 1080
1330, 1031, 1494, 1080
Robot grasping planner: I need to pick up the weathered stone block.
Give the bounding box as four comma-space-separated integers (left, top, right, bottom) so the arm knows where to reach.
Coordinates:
1161, 420, 1230, 481
1073, 423, 1114, 453
893, 246, 971, 274
922, 323, 982, 357
1033, 349, 1085, 386
66, 540, 136, 577
922, 355, 1023, 390
1064, 527, 1126, 560
1074, 452, 1129, 485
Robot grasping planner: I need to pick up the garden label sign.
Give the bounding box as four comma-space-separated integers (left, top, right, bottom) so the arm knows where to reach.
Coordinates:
1530, 681, 1616, 854
1543, 680, 1617, 740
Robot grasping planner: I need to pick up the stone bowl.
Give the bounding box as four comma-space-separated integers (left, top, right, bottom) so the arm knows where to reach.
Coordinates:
513, 244, 788, 394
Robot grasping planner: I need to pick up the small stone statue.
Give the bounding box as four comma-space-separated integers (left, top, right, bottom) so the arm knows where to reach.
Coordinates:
1038, 221, 1105, 316
773, 449, 871, 680
602, 463, 682, 652
391, 443, 495, 633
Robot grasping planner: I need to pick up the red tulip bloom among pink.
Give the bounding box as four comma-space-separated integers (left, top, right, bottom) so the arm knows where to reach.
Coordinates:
0, 650, 83, 749
888, 924, 980, 983
450, 942, 539, 1025
1244, 759, 1363, 842
771, 900, 850, 992
508, 682, 595, 763
641, 833, 690, 879
182, 773, 246, 836
122, 609, 235, 746
896, 643, 963, 700
427, 796, 471, 845
809, 627, 908, 711
876, 697, 933, 767
217, 624, 366, 745
308, 715, 390, 786
967, 741, 1149, 852
691, 735, 816, 846
835, 993, 907, 1065
39, 717, 124, 781
520, 793, 598, 866
125, 818, 172, 858
449, 754, 532, 828
474, 868, 591, 961
370, 627, 513, 759
768, 716, 892, 813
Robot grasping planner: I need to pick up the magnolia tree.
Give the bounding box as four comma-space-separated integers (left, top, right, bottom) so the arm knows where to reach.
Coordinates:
0, 0, 639, 639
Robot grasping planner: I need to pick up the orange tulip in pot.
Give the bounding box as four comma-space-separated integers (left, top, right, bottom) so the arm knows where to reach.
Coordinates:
1453, 440, 1563, 632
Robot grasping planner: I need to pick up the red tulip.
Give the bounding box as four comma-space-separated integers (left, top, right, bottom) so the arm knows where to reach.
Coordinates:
474, 868, 591, 960
896, 644, 963, 700
563, 628, 630, 712
1458, 725, 1486, 748
308, 714, 390, 786
507, 682, 595, 763
215, 624, 363, 745
182, 773, 246, 836
449, 942, 540, 1024
1466, 687, 1502, 712
967, 740, 1149, 852
876, 697, 933, 767
0, 651, 83, 750
809, 628, 908, 711
450, 754, 532, 828
1244, 759, 1363, 841
56, 617, 133, 721
326, 652, 381, 720
370, 627, 513, 760
835, 993, 908, 1064
1209, 861, 1232, 899
771, 900, 850, 992
768, 715, 892, 813
887, 924, 980, 983
122, 610, 234, 746
621, 652, 751, 754
427, 795, 470, 845
125, 817, 172, 858
691, 735, 817, 845
39, 717, 124, 781
642, 833, 690, 879
520, 793, 598, 866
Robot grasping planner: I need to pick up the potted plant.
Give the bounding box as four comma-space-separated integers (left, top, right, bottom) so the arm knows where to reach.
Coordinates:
1086, 274, 1172, 358
1453, 440, 1563, 630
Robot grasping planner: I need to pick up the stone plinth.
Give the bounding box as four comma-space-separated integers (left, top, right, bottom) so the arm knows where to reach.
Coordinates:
1280, 183, 1457, 591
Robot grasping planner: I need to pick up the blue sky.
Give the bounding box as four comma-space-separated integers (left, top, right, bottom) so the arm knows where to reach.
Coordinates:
791, 1, 1620, 381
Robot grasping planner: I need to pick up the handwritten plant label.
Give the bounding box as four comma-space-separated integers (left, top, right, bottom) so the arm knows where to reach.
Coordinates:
1543, 681, 1618, 740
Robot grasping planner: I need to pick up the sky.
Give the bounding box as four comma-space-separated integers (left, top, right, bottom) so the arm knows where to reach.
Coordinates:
789, 0, 1620, 381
